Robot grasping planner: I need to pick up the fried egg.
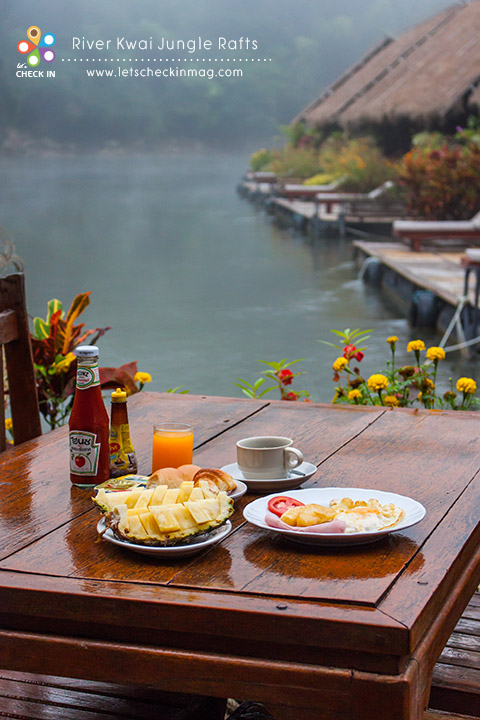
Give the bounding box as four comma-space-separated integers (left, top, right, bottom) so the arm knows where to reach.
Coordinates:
335, 504, 405, 533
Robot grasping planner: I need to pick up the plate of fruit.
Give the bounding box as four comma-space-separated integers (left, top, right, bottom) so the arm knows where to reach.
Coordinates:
93, 465, 236, 556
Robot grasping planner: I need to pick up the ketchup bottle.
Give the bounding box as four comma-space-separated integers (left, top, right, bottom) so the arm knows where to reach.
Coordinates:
69, 345, 110, 487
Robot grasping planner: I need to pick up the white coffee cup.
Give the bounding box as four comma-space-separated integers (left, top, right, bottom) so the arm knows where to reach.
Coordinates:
236, 436, 304, 479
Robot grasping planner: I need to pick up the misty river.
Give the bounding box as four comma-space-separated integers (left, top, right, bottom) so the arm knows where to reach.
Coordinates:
0, 152, 476, 402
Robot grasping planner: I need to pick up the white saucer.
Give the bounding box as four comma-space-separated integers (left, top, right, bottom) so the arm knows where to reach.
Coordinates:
97, 518, 232, 557
229, 479, 248, 500
220, 462, 317, 492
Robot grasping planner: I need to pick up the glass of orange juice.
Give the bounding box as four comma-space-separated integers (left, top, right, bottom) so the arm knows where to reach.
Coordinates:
152, 422, 194, 471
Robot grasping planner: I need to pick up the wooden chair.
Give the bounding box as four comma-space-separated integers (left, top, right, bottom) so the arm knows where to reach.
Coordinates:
0, 272, 42, 450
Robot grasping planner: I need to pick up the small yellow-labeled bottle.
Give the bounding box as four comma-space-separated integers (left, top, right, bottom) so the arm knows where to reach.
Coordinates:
109, 388, 138, 477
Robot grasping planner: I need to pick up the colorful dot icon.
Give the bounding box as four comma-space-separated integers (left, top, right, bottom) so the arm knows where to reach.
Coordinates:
17, 26, 56, 66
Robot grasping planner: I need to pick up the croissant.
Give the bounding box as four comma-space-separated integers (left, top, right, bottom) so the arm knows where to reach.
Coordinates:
193, 468, 236, 493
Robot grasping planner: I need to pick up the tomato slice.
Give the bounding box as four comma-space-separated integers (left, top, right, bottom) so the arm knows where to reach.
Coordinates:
267, 496, 305, 517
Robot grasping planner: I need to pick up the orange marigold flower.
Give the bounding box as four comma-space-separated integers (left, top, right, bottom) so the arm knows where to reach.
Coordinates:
367, 374, 389, 392
456, 377, 477, 394
332, 357, 348, 372
383, 395, 399, 407
407, 340, 426, 353
426, 346, 446, 362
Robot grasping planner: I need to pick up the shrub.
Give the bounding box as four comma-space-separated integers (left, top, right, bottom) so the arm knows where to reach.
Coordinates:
399, 142, 480, 220
249, 148, 273, 172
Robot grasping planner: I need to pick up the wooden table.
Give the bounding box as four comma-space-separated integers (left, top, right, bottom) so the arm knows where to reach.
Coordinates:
0, 392, 479, 720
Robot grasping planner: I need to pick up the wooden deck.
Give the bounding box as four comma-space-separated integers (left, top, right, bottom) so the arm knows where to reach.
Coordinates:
354, 240, 472, 309
429, 591, 480, 718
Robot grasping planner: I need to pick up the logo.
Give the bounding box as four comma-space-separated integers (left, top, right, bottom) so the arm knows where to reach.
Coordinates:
17, 26, 56, 67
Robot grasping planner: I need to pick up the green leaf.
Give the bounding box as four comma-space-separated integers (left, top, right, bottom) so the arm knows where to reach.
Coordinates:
47, 299, 63, 323
32, 317, 49, 340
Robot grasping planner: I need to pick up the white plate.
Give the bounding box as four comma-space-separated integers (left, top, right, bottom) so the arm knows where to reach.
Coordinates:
243, 488, 426, 546
221, 462, 317, 491
229, 479, 247, 500
97, 518, 232, 557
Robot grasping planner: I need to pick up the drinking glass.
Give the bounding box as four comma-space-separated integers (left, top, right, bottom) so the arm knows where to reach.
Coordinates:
152, 422, 194, 471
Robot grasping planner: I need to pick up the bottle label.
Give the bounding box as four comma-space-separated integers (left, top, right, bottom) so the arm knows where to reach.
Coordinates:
76, 366, 100, 389
69, 431, 101, 475
110, 423, 138, 476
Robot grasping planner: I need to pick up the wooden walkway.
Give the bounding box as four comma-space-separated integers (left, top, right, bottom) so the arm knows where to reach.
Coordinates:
429, 591, 480, 718
354, 240, 471, 308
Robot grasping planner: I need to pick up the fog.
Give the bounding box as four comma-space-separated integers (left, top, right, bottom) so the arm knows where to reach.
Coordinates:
2, 0, 455, 151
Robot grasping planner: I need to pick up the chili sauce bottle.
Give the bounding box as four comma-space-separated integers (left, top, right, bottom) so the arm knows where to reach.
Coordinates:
109, 387, 138, 477
69, 346, 110, 487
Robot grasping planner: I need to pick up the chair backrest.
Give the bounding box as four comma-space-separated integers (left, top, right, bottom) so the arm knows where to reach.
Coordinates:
0, 273, 41, 450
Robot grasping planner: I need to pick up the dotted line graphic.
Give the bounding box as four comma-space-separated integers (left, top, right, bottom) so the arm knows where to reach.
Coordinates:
62, 57, 272, 62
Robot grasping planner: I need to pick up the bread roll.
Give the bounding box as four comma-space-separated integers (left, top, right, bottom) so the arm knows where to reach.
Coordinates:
146, 467, 185, 488
178, 464, 202, 482
193, 468, 236, 493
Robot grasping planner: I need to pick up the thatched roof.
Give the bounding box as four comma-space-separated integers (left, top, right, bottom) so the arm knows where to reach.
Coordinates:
296, 1, 480, 128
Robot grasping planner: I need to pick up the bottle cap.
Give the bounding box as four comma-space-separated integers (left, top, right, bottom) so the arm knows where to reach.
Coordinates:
111, 387, 127, 402
75, 345, 99, 359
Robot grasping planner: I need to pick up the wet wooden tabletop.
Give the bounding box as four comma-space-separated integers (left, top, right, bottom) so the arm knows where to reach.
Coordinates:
0, 392, 479, 720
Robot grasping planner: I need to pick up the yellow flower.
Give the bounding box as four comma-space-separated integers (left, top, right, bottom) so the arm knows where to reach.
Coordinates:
426, 346, 446, 362
407, 340, 426, 353
348, 389, 362, 400
383, 395, 399, 407
134, 371, 152, 384
367, 374, 389, 392
424, 378, 435, 390
5, 418, 12, 431
456, 377, 477, 394
386, 336, 398, 345
332, 357, 348, 372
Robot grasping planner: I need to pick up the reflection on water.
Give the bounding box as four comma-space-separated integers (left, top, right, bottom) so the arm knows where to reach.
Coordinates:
0, 152, 477, 402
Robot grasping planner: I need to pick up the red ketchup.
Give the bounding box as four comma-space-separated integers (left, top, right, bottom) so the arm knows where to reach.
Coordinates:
69, 345, 110, 487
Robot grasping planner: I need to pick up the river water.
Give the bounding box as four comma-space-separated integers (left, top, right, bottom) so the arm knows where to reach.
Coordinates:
0, 152, 476, 403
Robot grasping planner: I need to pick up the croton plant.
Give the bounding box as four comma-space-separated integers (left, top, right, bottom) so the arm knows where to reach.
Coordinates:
30, 292, 144, 430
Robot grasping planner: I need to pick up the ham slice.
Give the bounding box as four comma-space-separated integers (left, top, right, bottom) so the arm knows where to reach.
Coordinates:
265, 510, 346, 534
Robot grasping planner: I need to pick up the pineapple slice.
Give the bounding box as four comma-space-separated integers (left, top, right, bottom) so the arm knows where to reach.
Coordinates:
184, 500, 214, 525
149, 505, 181, 533
138, 511, 164, 541
198, 480, 217, 498
94, 489, 137, 513
149, 485, 169, 505
168, 504, 199, 532
177, 481, 194, 503
163, 488, 180, 505
189, 486, 205, 502
134, 488, 155, 508
125, 514, 150, 540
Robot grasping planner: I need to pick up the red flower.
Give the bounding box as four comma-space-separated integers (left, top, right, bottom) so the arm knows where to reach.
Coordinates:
355, 351, 364, 362
277, 368, 294, 385
343, 344, 357, 360
303, 398, 312, 403
284, 391, 298, 401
